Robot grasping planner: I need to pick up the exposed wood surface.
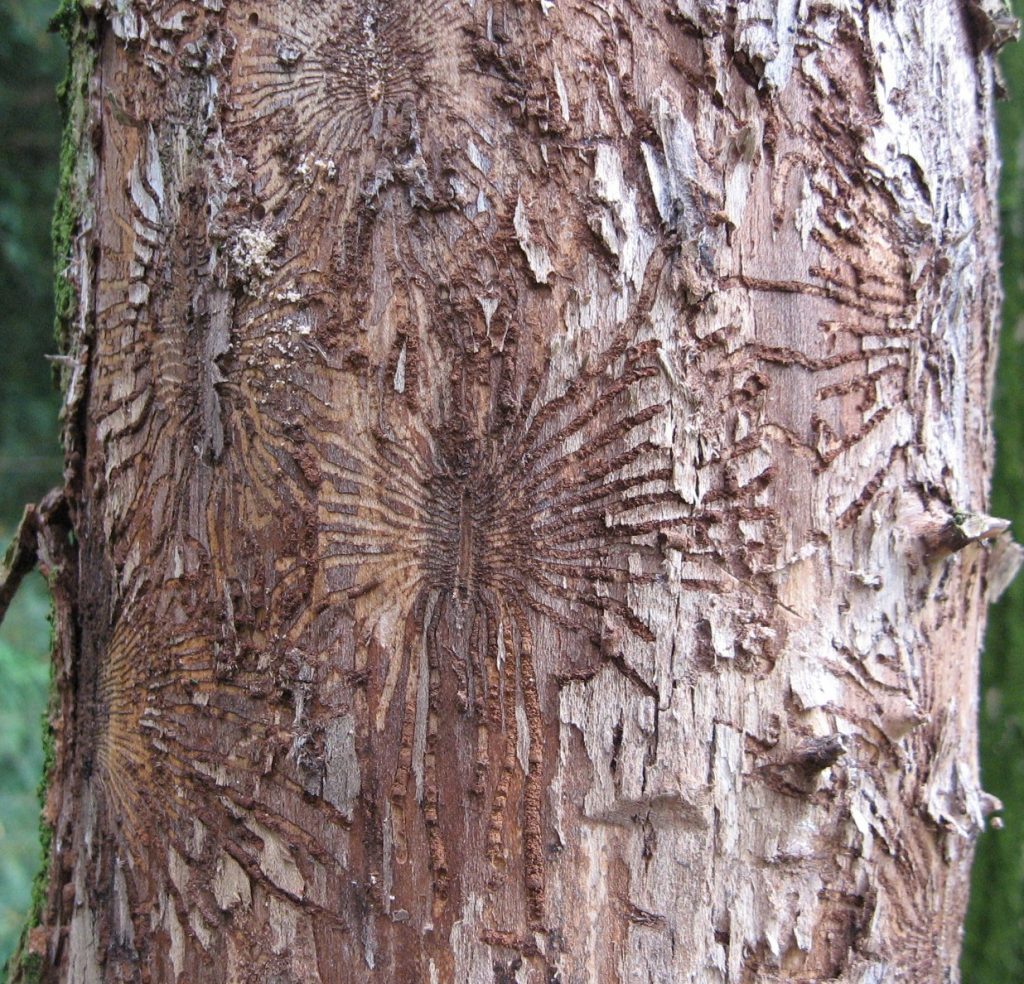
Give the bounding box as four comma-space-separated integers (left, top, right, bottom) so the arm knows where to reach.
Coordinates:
24, 1, 1012, 981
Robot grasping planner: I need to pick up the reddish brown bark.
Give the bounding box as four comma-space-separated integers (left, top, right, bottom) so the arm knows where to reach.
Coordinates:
15, 1, 1013, 981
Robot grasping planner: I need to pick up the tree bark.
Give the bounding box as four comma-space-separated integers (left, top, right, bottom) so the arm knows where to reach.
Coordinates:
15, 0, 1015, 981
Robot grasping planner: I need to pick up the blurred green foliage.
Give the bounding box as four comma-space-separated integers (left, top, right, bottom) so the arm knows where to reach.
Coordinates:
0, 0, 65, 970
0, 585, 52, 965
963, 16, 1024, 984
0, 0, 63, 518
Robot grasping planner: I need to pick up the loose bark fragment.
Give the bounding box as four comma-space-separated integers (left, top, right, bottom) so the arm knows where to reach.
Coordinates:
0, 489, 65, 625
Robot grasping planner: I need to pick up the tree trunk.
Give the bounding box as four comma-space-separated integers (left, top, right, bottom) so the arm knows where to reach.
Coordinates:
13, 0, 1015, 981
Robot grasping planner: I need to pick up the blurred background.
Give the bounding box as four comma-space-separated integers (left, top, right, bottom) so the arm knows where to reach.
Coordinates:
964, 8, 1024, 979
1, 1, 1023, 978
0, 0, 64, 967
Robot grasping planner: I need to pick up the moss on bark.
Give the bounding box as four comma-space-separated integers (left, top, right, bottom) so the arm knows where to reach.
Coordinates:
4, 3, 95, 980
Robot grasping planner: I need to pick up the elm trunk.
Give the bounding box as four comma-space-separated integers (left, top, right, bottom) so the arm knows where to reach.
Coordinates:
14, 0, 1014, 981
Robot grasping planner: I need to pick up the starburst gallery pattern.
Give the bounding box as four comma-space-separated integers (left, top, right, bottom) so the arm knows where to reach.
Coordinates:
313, 331, 674, 921
90, 282, 778, 941
230, 0, 468, 171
